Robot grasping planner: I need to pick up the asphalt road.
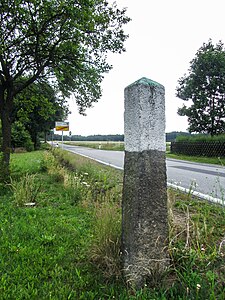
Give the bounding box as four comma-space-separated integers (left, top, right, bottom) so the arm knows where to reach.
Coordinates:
60, 143, 225, 203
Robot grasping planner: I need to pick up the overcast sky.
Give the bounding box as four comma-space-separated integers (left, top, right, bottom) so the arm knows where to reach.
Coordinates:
66, 0, 225, 136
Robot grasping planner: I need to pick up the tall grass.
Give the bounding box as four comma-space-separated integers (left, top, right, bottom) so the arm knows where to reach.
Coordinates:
167, 189, 225, 299
52, 148, 124, 278
10, 174, 41, 206
52, 148, 123, 204
90, 202, 122, 279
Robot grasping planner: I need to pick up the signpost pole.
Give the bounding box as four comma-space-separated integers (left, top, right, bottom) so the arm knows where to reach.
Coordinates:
55, 122, 69, 148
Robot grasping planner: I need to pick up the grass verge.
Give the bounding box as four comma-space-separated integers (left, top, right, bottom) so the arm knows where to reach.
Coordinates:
0, 148, 225, 299
167, 153, 225, 166
63, 141, 124, 151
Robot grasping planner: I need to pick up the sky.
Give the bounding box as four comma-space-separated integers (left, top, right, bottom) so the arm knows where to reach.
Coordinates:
65, 0, 225, 136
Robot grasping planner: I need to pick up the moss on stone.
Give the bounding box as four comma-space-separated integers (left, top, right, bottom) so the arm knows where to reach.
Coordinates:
127, 77, 164, 89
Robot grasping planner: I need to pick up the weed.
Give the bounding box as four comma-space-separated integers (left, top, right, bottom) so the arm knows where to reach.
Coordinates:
10, 173, 41, 206
63, 172, 88, 205
40, 233, 56, 246
90, 202, 122, 279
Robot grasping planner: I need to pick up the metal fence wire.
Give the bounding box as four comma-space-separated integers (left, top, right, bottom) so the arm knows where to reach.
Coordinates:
170, 141, 225, 157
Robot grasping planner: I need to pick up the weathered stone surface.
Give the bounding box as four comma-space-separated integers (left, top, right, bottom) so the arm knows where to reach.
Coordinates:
122, 150, 169, 287
124, 77, 165, 153
122, 77, 169, 288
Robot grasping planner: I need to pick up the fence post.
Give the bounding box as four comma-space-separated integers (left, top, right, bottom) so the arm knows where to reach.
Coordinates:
122, 77, 169, 288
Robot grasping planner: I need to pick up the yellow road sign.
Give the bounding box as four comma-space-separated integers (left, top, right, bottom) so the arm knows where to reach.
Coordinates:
55, 121, 69, 131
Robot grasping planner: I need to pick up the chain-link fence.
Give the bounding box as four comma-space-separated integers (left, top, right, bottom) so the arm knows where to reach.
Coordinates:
171, 141, 225, 157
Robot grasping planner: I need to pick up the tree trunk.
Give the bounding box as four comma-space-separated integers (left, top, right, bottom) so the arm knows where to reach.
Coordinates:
44, 131, 47, 143
31, 130, 38, 150
0, 87, 13, 182
210, 96, 216, 136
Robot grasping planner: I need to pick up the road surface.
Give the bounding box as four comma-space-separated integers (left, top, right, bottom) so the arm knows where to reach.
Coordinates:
60, 143, 225, 203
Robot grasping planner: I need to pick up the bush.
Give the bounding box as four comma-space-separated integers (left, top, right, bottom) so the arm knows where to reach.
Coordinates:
11, 121, 34, 151
176, 134, 225, 143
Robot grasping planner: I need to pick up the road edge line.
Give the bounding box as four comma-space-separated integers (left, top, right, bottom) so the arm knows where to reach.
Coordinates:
167, 182, 224, 205
66, 149, 124, 170
66, 148, 224, 205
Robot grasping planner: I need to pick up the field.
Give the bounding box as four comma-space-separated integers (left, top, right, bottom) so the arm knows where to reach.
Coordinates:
63, 140, 125, 151
63, 141, 171, 152
0, 147, 225, 299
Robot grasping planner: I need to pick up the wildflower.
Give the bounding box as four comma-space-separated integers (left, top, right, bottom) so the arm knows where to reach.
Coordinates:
82, 182, 90, 187
196, 283, 201, 290
84, 172, 89, 176
201, 244, 205, 251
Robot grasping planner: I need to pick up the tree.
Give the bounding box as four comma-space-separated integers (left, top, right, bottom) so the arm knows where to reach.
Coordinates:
0, 0, 130, 180
11, 121, 34, 151
0, 121, 2, 149
13, 80, 69, 149
176, 40, 225, 136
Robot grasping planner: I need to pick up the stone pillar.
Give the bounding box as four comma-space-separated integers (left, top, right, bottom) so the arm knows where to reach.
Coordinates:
122, 77, 169, 288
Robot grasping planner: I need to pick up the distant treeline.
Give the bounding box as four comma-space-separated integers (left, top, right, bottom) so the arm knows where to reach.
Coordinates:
166, 131, 190, 142
47, 132, 189, 142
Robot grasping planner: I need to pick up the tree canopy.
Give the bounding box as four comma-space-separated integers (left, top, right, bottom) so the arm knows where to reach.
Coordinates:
0, 0, 130, 111
176, 40, 225, 136
0, 0, 130, 180
13, 80, 69, 148
11, 121, 34, 151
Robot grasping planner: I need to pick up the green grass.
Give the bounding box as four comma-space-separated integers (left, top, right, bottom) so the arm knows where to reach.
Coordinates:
0, 199, 94, 299
1, 152, 97, 299
167, 152, 225, 166
0, 150, 129, 299
0, 149, 225, 299
10, 150, 45, 177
